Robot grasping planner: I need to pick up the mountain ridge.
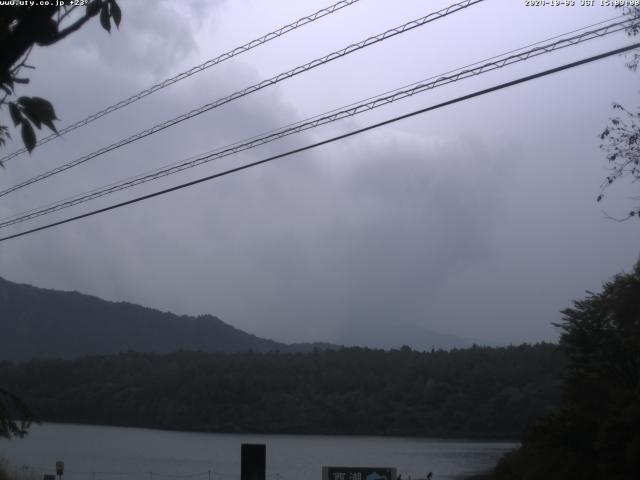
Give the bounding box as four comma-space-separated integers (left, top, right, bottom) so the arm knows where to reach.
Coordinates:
0, 276, 475, 361
0, 276, 334, 361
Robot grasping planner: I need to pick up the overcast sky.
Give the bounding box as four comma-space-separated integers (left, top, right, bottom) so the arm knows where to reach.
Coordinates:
0, 0, 638, 346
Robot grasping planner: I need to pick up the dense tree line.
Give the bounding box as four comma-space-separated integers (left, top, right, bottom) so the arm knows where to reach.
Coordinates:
491, 264, 640, 480
0, 344, 561, 439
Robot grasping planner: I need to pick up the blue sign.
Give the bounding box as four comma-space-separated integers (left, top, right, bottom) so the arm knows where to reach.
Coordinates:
323, 467, 396, 480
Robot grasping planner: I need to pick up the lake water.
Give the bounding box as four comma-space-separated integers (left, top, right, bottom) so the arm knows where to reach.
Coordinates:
0, 424, 516, 480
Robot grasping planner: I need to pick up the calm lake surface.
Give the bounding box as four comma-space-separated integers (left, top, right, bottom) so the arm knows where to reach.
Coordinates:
0, 424, 516, 480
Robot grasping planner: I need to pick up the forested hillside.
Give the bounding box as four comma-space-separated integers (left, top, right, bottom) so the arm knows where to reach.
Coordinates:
0, 344, 562, 438
0, 277, 332, 360
490, 264, 640, 480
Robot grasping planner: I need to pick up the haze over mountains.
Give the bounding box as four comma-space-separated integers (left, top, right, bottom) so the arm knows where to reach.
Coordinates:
334, 322, 475, 351
0, 276, 473, 361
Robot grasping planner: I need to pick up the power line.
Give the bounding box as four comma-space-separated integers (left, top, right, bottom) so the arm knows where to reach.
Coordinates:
1, 42, 637, 244
0, 0, 485, 199
0, 0, 363, 165
0, 16, 632, 229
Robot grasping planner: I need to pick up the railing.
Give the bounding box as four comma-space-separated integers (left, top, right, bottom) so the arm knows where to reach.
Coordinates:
6, 467, 287, 480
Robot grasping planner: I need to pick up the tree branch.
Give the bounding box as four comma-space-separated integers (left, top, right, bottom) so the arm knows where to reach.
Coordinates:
58, 5, 80, 24
46, 11, 93, 44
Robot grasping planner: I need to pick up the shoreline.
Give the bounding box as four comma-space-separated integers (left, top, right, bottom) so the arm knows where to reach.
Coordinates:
21, 420, 520, 444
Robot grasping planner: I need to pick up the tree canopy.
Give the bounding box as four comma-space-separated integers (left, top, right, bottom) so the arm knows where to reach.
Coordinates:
597, 6, 640, 219
0, 0, 121, 156
492, 262, 640, 480
0, 386, 31, 439
0, 0, 122, 439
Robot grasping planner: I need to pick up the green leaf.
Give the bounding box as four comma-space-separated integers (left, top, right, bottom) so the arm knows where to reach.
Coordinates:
18, 98, 41, 129
0, 125, 9, 157
21, 121, 36, 153
86, 0, 101, 17
8, 102, 22, 126
30, 97, 58, 120
100, 4, 111, 33
1, 77, 14, 94
41, 118, 58, 134
17, 97, 58, 133
110, 0, 122, 27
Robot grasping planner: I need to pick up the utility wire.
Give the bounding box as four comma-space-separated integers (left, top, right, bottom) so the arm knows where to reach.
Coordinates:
0, 0, 485, 199
0, 16, 632, 229
0, 0, 362, 164
1, 42, 637, 244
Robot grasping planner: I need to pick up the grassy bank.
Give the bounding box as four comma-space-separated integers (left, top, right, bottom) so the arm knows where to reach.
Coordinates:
0, 458, 39, 480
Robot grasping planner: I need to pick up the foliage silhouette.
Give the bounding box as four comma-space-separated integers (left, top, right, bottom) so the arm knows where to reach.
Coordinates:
491, 263, 640, 480
0, 0, 121, 157
598, 6, 640, 218
0, 0, 121, 439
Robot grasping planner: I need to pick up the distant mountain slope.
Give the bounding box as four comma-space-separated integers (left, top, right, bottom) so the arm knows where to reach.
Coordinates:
0, 277, 329, 361
334, 322, 477, 351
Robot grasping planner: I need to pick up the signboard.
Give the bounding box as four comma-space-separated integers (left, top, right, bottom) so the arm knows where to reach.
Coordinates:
322, 467, 396, 480
55, 462, 64, 476
241, 444, 265, 480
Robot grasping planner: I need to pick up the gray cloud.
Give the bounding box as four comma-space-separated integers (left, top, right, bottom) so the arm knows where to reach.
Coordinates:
1, 0, 639, 347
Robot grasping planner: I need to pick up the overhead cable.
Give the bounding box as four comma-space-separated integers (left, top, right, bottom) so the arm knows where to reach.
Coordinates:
0, 0, 363, 164
0, 0, 485, 198
1, 42, 637, 244
0, 16, 632, 229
